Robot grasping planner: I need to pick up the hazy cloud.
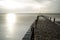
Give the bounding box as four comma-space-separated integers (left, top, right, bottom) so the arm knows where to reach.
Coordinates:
0, 0, 60, 13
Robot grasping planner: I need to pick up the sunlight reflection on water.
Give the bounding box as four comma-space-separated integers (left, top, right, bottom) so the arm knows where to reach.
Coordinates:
5, 13, 16, 38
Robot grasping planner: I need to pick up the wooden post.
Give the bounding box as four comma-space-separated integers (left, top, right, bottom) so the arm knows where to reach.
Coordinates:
50, 17, 51, 20
34, 16, 39, 40
31, 26, 34, 40
54, 18, 55, 23
35, 16, 39, 28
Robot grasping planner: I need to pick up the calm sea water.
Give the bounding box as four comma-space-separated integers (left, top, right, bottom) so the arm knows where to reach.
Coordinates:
0, 13, 60, 40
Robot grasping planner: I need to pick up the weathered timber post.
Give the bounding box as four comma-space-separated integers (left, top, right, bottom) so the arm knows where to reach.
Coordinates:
34, 16, 39, 40
31, 16, 39, 40
54, 18, 55, 23
31, 26, 34, 40
36, 16, 39, 25
50, 17, 51, 20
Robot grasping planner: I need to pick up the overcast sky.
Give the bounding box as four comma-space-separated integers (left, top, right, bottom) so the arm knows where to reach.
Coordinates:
0, 0, 60, 13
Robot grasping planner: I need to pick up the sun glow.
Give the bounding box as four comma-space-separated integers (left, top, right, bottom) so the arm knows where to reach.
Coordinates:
0, 0, 26, 10
6, 13, 16, 33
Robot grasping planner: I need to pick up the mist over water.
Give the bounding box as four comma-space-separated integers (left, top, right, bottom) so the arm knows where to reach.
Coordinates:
0, 13, 37, 40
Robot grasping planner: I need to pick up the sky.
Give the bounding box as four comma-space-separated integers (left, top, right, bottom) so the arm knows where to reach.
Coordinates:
0, 0, 60, 13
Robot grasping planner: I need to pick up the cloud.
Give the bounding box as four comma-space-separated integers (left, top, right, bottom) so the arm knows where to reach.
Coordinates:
0, 0, 60, 13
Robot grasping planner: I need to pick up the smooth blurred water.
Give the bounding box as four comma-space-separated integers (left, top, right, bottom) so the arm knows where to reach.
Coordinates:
0, 13, 37, 40
0, 13, 60, 40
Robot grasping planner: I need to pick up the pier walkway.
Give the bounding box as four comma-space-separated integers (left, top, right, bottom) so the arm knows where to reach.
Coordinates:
23, 15, 60, 40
